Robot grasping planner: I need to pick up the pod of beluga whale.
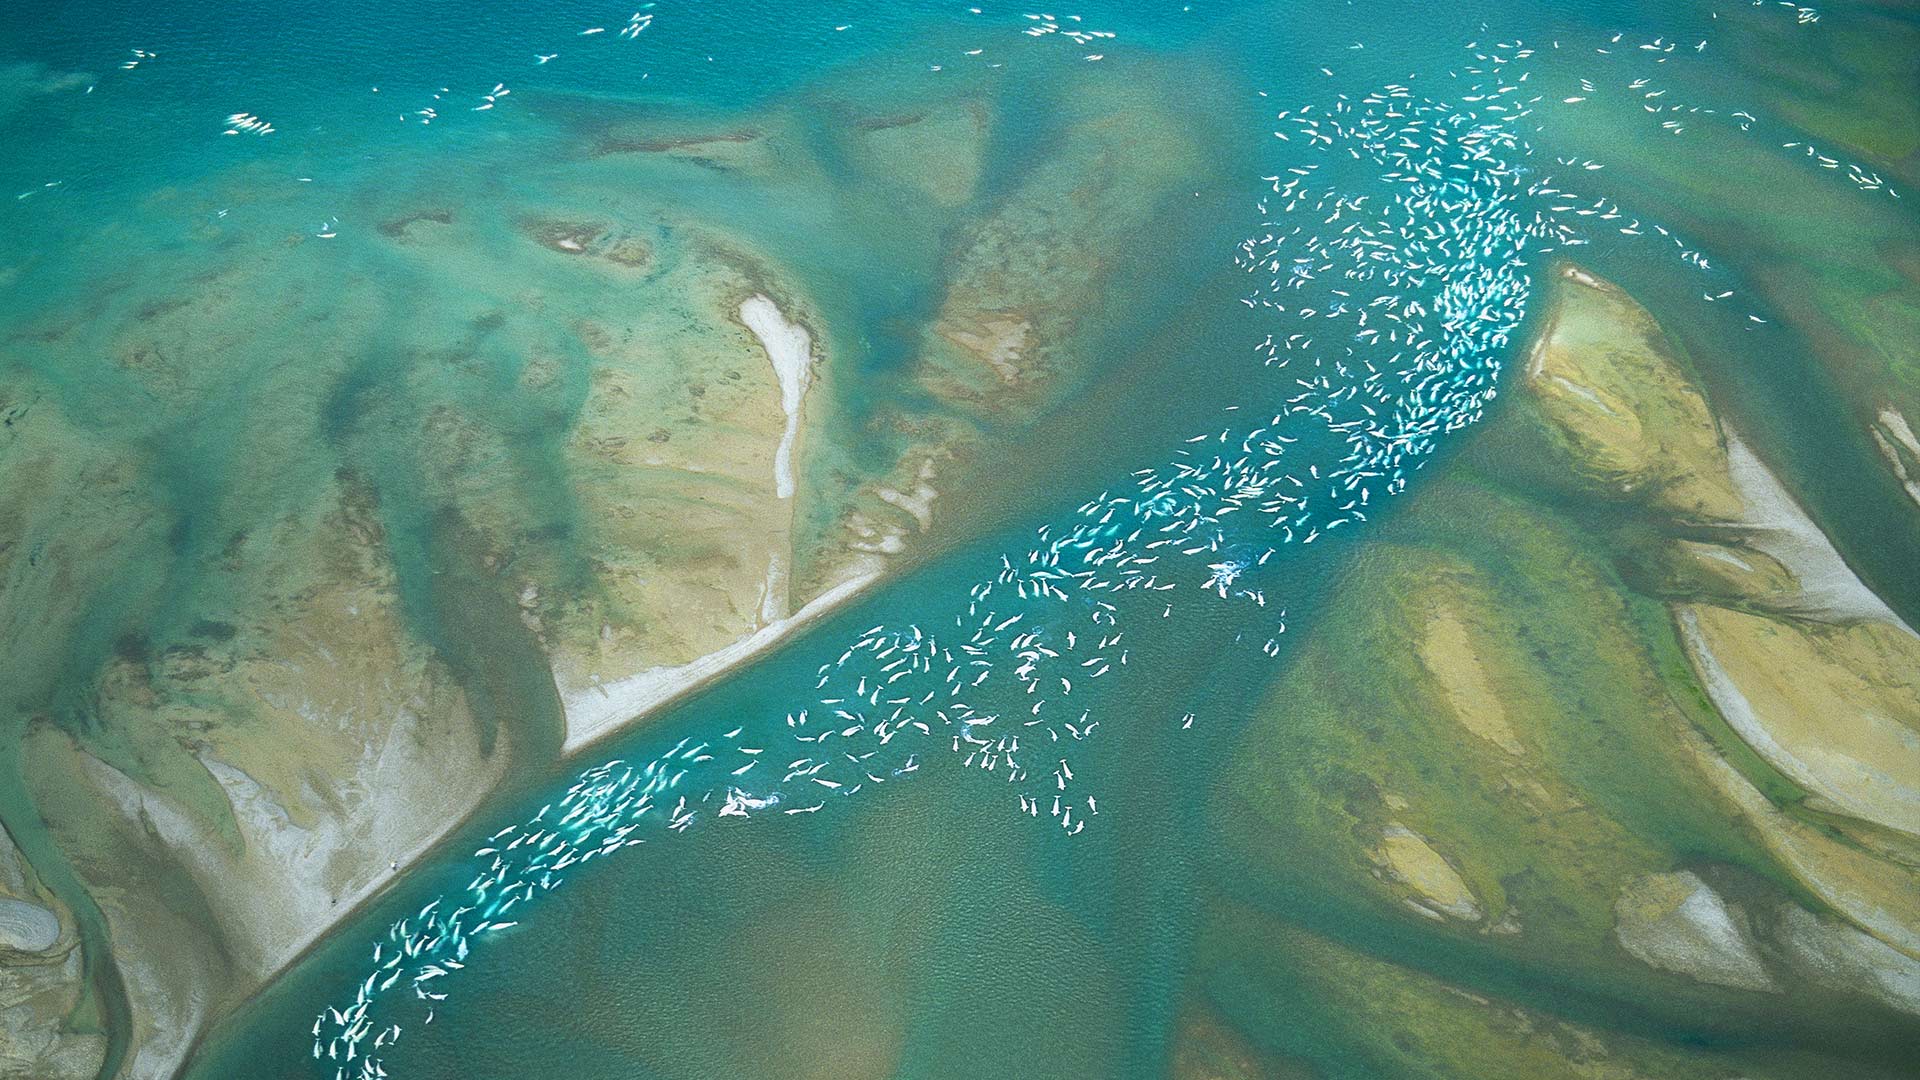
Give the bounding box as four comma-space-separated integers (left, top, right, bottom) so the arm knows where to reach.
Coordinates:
303, 6, 1854, 1077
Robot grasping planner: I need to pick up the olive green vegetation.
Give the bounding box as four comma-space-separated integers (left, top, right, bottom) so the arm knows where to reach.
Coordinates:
1198, 907, 1905, 1080
0, 48, 1236, 1080
1516, 9, 1920, 627
1183, 266, 1920, 1079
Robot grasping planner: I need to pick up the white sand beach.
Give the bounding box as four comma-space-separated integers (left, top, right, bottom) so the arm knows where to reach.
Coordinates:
1724, 435, 1912, 629
740, 294, 814, 500
560, 569, 880, 754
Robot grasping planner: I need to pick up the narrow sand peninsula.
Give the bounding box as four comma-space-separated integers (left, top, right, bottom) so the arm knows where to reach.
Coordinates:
1722, 435, 1913, 629
740, 294, 813, 500
0, 897, 59, 953
562, 569, 879, 754
555, 291, 874, 754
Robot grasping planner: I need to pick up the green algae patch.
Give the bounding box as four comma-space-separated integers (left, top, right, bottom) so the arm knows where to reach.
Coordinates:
1677, 605, 1920, 841
915, 64, 1209, 420
1191, 265, 1920, 1072
1633, 538, 1805, 613
1214, 477, 1781, 995
1199, 906, 1910, 1080
1511, 264, 1742, 521
1483, 266, 1920, 968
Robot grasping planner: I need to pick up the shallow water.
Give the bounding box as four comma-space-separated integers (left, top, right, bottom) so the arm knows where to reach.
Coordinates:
3, 0, 1917, 1077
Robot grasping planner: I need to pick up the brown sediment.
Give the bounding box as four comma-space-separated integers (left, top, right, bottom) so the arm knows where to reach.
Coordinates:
1612, 870, 1777, 992
519, 217, 653, 270
600, 234, 651, 267
1675, 605, 1920, 841
0, 344, 524, 1078
1520, 262, 1744, 521
523, 259, 852, 751
0, 59, 1225, 1077
1608, 859, 1920, 1016
1678, 724, 1920, 962
1415, 608, 1525, 756
376, 208, 453, 239
522, 216, 605, 254
935, 312, 1031, 386
1195, 260, 1920, 1080
907, 75, 1200, 418
1369, 823, 1484, 923
851, 111, 926, 132
588, 129, 761, 158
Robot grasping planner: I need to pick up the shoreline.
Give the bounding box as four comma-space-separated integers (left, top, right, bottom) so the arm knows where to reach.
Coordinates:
1722, 434, 1912, 630
178, 563, 887, 1074
559, 290, 853, 754
558, 568, 881, 755
178, 292, 844, 1076
98, 712, 511, 1080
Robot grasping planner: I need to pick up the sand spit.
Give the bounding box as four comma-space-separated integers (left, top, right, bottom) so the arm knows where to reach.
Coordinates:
1676, 605, 1920, 840
1721, 435, 1912, 628
740, 294, 814, 500
1370, 823, 1484, 923
59, 680, 508, 1078
553, 289, 862, 753
1522, 264, 1745, 522
1613, 871, 1777, 993
560, 569, 879, 755
1528, 264, 1910, 628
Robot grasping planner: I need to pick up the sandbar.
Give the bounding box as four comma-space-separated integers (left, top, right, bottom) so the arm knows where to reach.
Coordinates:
740, 294, 813, 500
560, 569, 879, 754
1723, 435, 1911, 628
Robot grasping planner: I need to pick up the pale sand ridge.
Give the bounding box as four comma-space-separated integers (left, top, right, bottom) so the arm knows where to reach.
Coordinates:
740, 294, 813, 500
560, 570, 880, 754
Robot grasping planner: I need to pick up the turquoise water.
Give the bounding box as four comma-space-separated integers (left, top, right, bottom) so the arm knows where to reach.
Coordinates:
4, 0, 1918, 1077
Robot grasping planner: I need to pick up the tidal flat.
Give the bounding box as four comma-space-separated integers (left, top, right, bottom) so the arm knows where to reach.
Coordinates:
1199, 265, 1920, 1079
1, 1, 1918, 1078
0, 10, 1245, 1076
